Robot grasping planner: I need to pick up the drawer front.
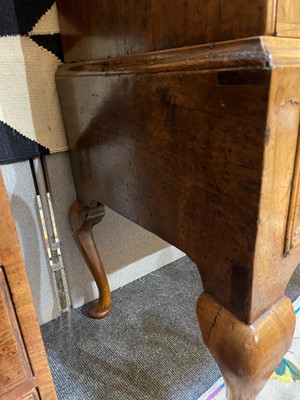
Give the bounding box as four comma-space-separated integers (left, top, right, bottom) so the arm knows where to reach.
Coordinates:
0, 268, 33, 396
277, 0, 300, 37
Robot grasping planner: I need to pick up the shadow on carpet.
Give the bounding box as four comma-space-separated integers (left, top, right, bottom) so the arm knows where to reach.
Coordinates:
41, 257, 300, 400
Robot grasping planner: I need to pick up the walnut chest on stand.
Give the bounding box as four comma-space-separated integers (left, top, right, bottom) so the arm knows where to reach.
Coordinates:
55, 1, 300, 398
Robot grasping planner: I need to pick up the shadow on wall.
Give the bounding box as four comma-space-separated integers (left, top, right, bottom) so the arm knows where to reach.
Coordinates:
11, 194, 59, 321
1, 161, 60, 324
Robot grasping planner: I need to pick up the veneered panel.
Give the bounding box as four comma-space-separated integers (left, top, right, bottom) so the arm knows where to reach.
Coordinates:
56, 0, 275, 62
277, 0, 300, 37
0, 268, 32, 396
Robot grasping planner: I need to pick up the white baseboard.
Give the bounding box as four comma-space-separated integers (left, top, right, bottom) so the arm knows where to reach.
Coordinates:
106, 246, 185, 292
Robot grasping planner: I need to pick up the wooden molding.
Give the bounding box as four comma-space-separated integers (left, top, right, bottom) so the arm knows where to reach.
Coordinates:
285, 128, 300, 255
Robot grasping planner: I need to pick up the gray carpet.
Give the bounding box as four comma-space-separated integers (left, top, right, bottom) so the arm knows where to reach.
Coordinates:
41, 257, 300, 400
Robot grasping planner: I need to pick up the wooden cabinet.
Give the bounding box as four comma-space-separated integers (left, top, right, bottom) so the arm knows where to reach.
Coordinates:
0, 173, 57, 400
56, 1, 300, 398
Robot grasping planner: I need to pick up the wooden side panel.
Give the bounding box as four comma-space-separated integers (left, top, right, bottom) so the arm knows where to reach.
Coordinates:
57, 66, 270, 321
285, 129, 300, 254
0, 173, 57, 400
0, 268, 32, 396
251, 66, 300, 322
56, 0, 275, 63
277, 0, 300, 37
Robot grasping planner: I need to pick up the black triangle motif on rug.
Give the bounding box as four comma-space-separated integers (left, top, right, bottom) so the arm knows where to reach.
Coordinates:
0, 0, 55, 35
30, 34, 64, 61
0, 121, 49, 165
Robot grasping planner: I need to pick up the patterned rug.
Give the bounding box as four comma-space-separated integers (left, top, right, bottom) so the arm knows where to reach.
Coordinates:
0, 1, 66, 164
199, 296, 300, 400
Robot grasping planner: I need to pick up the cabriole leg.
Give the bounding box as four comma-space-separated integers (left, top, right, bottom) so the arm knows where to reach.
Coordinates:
69, 200, 111, 318
197, 293, 295, 400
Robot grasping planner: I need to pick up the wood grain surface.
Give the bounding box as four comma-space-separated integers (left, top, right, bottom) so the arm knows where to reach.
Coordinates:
56, 2, 300, 396
57, 36, 300, 324
277, 0, 300, 37
69, 200, 111, 318
57, 38, 273, 323
0, 173, 57, 400
56, 0, 276, 62
197, 293, 295, 399
0, 268, 33, 396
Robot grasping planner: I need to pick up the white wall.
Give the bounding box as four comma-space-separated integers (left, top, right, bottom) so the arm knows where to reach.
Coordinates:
1, 160, 60, 323
1, 153, 184, 324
